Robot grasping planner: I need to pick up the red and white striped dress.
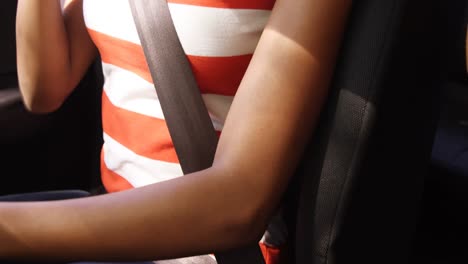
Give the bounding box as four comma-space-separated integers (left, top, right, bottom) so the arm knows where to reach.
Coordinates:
83, 0, 275, 192
83, 0, 283, 262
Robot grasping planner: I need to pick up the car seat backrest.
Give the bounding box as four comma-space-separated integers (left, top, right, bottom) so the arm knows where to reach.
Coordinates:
287, 0, 449, 263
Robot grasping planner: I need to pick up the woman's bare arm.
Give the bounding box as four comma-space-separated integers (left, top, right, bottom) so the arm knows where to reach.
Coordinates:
2, 0, 351, 261
16, 0, 97, 113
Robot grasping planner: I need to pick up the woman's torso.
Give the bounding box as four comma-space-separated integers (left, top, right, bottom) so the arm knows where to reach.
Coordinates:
83, 0, 275, 192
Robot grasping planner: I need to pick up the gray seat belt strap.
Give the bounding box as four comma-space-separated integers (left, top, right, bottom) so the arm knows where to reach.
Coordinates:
128, 1, 265, 264
129, 0, 217, 173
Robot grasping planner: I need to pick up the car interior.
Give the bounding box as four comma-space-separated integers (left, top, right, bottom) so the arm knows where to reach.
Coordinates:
1, 0, 467, 263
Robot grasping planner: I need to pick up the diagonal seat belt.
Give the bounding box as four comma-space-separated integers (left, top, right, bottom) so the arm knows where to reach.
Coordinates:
128, 1, 266, 263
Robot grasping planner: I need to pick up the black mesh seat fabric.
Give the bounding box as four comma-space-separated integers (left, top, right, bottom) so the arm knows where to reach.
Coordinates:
283, 0, 450, 263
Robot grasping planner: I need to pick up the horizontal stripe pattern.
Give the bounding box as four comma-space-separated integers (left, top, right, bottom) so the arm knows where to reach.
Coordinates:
100, 151, 134, 192
102, 91, 179, 163
102, 62, 231, 130
84, 0, 271, 56
88, 29, 250, 96
102, 133, 183, 188
102, 63, 164, 120
83, 0, 274, 192
102, 90, 226, 162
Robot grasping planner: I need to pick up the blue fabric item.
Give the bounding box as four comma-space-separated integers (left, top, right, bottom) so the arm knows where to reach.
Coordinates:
0, 190, 90, 202
431, 82, 468, 176
432, 119, 468, 175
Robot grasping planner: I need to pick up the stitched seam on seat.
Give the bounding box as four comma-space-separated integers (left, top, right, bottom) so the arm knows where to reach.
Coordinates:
322, 1, 401, 262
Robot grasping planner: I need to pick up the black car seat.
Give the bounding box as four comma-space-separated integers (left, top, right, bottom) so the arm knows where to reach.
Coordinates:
283, 0, 448, 263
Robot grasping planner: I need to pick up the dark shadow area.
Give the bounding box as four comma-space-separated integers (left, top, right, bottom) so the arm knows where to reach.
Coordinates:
411, 81, 468, 263
410, 0, 468, 262
0, 63, 103, 195
0, 0, 104, 195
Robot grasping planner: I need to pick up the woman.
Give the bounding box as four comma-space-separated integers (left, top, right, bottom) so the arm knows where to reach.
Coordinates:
3, 0, 351, 262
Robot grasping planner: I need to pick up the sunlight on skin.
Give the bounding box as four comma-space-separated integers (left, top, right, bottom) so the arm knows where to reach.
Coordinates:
63, 0, 74, 9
